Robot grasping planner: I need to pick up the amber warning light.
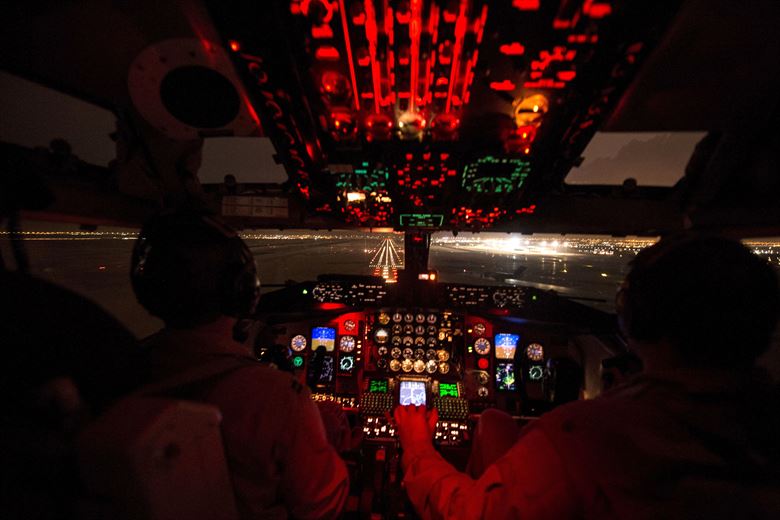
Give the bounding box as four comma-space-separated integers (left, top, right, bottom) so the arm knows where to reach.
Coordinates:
418, 271, 438, 282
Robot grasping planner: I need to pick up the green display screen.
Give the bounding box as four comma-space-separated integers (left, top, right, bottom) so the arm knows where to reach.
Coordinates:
369, 379, 388, 393
399, 213, 445, 228
439, 383, 459, 397
292, 355, 304, 368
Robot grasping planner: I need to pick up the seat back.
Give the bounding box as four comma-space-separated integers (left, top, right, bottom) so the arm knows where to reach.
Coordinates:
78, 397, 238, 520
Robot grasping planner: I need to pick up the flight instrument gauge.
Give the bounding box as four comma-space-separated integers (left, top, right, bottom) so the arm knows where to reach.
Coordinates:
377, 312, 390, 325
390, 347, 402, 359
389, 359, 401, 372
392, 312, 403, 323
391, 336, 402, 346
438, 362, 450, 374
415, 325, 426, 335
474, 337, 491, 356
415, 313, 426, 323
339, 356, 354, 372
339, 335, 356, 352
374, 328, 389, 344
404, 313, 414, 323
413, 359, 426, 373
343, 319, 357, 332
427, 313, 437, 324
290, 334, 307, 352
402, 347, 414, 359
526, 343, 544, 362
426, 360, 438, 374
472, 322, 486, 336
402, 359, 413, 372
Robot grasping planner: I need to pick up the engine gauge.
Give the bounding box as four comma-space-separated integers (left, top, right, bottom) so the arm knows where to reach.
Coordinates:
389, 359, 401, 372
290, 334, 307, 352
392, 324, 403, 335
477, 386, 489, 398
438, 362, 450, 374
390, 347, 402, 359
415, 325, 426, 335
528, 365, 544, 381
476, 372, 490, 385
401, 359, 413, 372
526, 343, 544, 362
427, 325, 437, 336
376, 358, 387, 370
391, 336, 402, 346
377, 313, 390, 325
374, 328, 389, 344
426, 360, 438, 374
392, 312, 403, 323
377, 346, 388, 357
402, 347, 414, 359
414, 348, 425, 359
404, 313, 414, 323
414, 336, 426, 347
415, 313, 426, 323
472, 322, 486, 336
343, 319, 357, 332
339, 335, 356, 352
413, 359, 426, 373
474, 338, 491, 356
402, 336, 414, 347
404, 324, 415, 335
427, 313, 437, 324
427, 337, 438, 348
438, 330, 447, 341
437, 349, 450, 362
426, 349, 437, 360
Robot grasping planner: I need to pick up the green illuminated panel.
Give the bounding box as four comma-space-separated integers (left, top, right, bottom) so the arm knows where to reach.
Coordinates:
399, 213, 445, 228
462, 156, 532, 194
369, 379, 388, 393
439, 382, 459, 397
292, 355, 304, 368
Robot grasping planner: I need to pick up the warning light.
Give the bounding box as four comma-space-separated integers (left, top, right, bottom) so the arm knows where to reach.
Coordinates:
477, 358, 489, 370
229, 40, 241, 52
302, 289, 309, 295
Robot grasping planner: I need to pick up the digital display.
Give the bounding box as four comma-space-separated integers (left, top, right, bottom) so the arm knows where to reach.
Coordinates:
318, 355, 335, 384
495, 333, 519, 360
496, 362, 516, 391
338, 354, 355, 374
312, 327, 336, 351
369, 379, 388, 393
439, 382, 459, 398
399, 380, 427, 406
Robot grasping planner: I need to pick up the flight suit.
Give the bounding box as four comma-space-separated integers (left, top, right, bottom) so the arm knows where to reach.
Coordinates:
140, 321, 349, 519
402, 369, 779, 520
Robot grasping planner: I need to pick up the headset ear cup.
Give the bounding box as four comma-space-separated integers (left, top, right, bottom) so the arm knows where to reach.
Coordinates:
222, 239, 260, 317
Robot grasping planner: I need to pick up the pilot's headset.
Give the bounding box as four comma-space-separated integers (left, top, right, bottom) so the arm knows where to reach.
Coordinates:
131, 210, 260, 328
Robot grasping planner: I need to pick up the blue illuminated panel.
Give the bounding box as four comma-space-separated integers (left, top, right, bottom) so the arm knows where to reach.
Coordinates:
495, 333, 519, 360
311, 327, 336, 351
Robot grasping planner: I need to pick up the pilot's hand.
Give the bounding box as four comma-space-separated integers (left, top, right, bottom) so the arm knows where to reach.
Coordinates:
316, 400, 352, 452
393, 405, 438, 453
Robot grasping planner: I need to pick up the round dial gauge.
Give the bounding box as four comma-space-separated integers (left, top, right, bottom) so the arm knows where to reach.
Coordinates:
402, 336, 414, 347
377, 312, 390, 325
392, 324, 403, 335
290, 335, 307, 352
474, 338, 491, 356
413, 359, 426, 373
427, 337, 438, 348
404, 324, 415, 335
391, 336, 402, 346
438, 330, 447, 341
472, 323, 486, 336
339, 356, 354, 372
526, 343, 544, 362
415, 325, 426, 336
427, 325, 437, 336
376, 358, 388, 370
426, 349, 437, 360
374, 328, 389, 344
414, 336, 426, 347
427, 313, 437, 324
339, 335, 356, 352
415, 313, 426, 324
402, 347, 414, 359
529, 365, 544, 381
404, 313, 414, 323
437, 349, 450, 362
344, 319, 357, 332
390, 347, 402, 359
401, 359, 413, 372
389, 359, 401, 372
377, 346, 388, 356
414, 348, 425, 360
476, 372, 490, 385
392, 312, 403, 323
477, 386, 489, 398
426, 359, 438, 374
438, 362, 450, 374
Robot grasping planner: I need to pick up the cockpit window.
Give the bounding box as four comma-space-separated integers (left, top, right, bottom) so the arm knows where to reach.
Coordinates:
199, 137, 287, 184
565, 132, 707, 186
0, 71, 116, 166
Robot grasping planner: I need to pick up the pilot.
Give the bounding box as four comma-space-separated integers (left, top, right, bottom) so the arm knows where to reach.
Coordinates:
130, 210, 349, 519
394, 234, 780, 519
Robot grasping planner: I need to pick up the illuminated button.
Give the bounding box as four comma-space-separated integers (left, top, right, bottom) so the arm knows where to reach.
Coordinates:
426, 360, 438, 374
389, 359, 401, 371
473, 323, 486, 336
413, 359, 426, 373
378, 313, 391, 325
402, 359, 413, 372
290, 334, 307, 352
374, 328, 389, 344
477, 358, 489, 370
292, 355, 304, 368
438, 330, 447, 341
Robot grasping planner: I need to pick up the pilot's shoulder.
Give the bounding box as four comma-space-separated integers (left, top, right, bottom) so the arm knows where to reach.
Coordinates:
221, 361, 308, 398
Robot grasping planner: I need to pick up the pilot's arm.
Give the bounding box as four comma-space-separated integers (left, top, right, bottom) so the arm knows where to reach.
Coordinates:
396, 406, 579, 519
278, 385, 349, 519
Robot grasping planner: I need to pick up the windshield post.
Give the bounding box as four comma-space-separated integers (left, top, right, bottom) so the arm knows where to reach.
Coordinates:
400, 230, 431, 283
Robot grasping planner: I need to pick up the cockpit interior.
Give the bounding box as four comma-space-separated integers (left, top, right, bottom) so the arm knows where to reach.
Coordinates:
2, 1, 779, 518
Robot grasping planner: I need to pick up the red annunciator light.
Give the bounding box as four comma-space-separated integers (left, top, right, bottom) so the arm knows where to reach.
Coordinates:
229, 40, 241, 52
512, 0, 540, 10
583, 1, 612, 19
490, 80, 516, 91
499, 42, 525, 56
315, 46, 341, 60
318, 302, 348, 311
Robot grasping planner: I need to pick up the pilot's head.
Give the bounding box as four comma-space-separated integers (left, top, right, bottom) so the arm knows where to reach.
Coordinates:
131, 210, 260, 328
617, 234, 779, 369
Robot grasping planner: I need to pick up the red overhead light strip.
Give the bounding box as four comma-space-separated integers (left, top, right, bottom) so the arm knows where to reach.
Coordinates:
445, 0, 468, 113
512, 0, 540, 10
500, 42, 525, 56
409, 0, 423, 111
459, 5, 487, 108
338, 0, 361, 110
364, 0, 383, 113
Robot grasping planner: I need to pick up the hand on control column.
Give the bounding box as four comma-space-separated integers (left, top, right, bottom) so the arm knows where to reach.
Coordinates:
393, 405, 438, 454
